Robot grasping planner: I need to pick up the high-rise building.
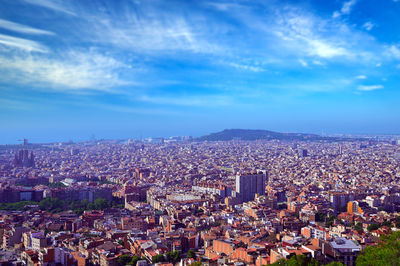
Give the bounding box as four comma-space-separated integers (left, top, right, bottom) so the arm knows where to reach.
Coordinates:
329, 192, 354, 212
14, 149, 35, 167
299, 149, 308, 157
347, 201, 363, 214
235, 171, 267, 203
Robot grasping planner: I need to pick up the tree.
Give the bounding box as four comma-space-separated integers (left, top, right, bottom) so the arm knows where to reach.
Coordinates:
173, 251, 181, 262
165, 251, 181, 263
367, 223, 380, 232
354, 222, 363, 232
187, 250, 196, 259
152, 254, 165, 263
94, 198, 109, 210
117, 254, 132, 266
39, 197, 64, 212
128, 255, 142, 266
87, 202, 95, 210
356, 231, 400, 266
396, 216, 400, 228
381, 220, 392, 227
189, 262, 202, 266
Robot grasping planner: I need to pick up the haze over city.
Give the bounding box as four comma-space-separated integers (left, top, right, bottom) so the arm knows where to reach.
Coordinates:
1, 0, 400, 144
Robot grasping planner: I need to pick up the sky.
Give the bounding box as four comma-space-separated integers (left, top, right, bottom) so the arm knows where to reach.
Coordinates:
0, 0, 400, 143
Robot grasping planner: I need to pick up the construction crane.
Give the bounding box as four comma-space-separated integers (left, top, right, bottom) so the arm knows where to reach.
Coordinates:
17, 138, 29, 147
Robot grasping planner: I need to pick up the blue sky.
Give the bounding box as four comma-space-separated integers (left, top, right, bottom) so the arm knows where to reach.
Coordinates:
0, 0, 400, 143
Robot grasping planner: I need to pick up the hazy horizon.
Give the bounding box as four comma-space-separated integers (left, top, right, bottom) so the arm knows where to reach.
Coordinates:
1, 127, 399, 145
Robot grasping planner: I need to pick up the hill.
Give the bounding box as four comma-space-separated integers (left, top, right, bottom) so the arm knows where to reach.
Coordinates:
196, 129, 350, 142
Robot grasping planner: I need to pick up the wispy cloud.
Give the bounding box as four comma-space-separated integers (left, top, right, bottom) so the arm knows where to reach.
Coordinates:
227, 62, 264, 72
274, 10, 350, 59
362, 22, 374, 31
0, 33, 47, 52
358, 85, 383, 91
299, 59, 308, 67
89, 12, 222, 55
387, 45, 400, 59
0, 19, 55, 35
333, 0, 357, 18
206, 2, 244, 11
23, 0, 76, 16
0, 50, 129, 91
355, 75, 367, 79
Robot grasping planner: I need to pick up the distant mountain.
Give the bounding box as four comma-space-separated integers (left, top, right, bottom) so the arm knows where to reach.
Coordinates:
196, 129, 352, 142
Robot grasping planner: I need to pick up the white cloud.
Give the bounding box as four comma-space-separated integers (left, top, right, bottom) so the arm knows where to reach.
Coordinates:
356, 75, 367, 79
312, 60, 324, 65
299, 59, 308, 67
206, 2, 244, 11
358, 85, 383, 91
333, 0, 357, 18
0, 51, 129, 91
23, 0, 76, 16
362, 22, 374, 31
90, 13, 222, 55
274, 11, 350, 59
332, 11, 341, 19
228, 62, 264, 72
307, 39, 348, 58
0, 19, 55, 35
341, 0, 357, 14
388, 45, 400, 59
0, 33, 47, 52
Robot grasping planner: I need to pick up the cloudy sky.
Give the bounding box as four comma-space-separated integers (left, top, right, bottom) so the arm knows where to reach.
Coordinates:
0, 0, 399, 143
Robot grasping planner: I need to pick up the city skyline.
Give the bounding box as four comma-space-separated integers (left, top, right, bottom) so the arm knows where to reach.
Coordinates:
1, 0, 400, 143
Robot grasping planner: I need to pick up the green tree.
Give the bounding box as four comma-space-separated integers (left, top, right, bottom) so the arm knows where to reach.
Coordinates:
367, 223, 380, 232
48, 182, 67, 188
354, 222, 363, 232
189, 262, 202, 266
396, 216, 400, 228
165, 251, 181, 263
381, 220, 392, 227
128, 255, 141, 266
39, 197, 64, 212
117, 254, 132, 266
173, 251, 181, 263
356, 231, 400, 266
94, 198, 109, 210
152, 254, 165, 263
326, 262, 343, 266
81, 199, 89, 208
187, 250, 196, 259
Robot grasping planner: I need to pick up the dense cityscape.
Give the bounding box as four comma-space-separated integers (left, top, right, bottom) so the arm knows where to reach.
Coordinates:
0, 134, 399, 265
2, 0, 400, 265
